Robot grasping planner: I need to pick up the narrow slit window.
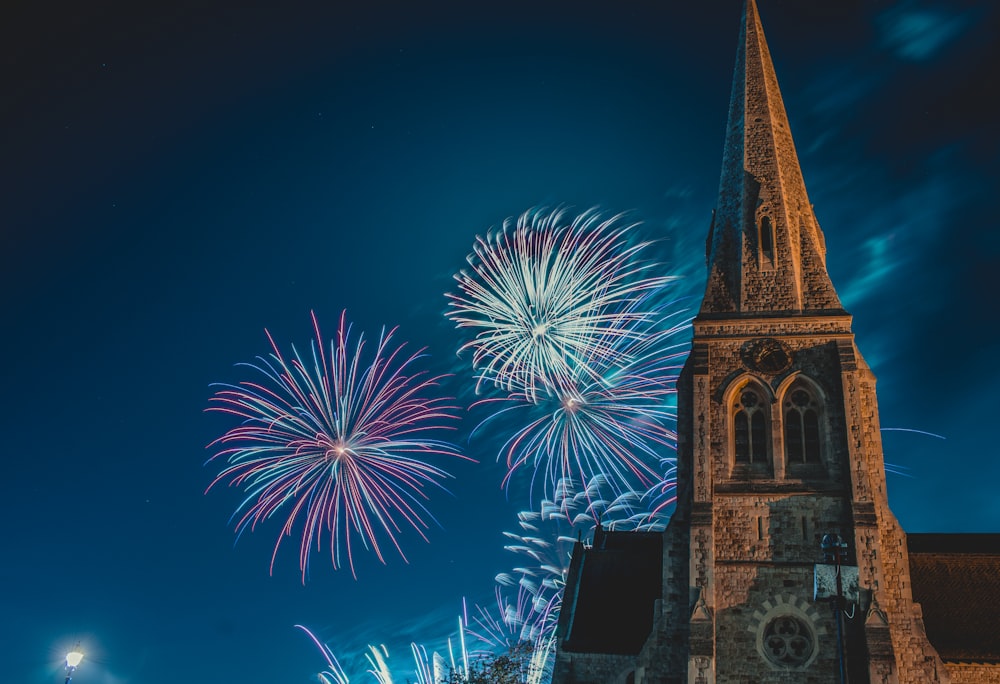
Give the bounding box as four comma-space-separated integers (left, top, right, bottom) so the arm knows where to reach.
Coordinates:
759, 215, 773, 257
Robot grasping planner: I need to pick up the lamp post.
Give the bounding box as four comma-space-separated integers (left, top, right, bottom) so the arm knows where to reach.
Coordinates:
64, 643, 84, 684
821, 534, 849, 684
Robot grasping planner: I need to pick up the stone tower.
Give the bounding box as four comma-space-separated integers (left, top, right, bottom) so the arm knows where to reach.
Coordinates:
641, 1, 947, 681
551, 2, 952, 683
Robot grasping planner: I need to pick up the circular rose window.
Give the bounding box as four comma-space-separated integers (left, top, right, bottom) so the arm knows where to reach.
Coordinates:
761, 615, 815, 668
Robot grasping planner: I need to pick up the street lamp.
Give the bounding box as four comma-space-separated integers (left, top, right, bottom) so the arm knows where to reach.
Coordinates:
64, 643, 84, 684
820, 534, 849, 684
815, 535, 861, 682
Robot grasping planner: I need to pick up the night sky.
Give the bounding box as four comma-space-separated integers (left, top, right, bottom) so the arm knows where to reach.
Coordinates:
3, 1, 999, 682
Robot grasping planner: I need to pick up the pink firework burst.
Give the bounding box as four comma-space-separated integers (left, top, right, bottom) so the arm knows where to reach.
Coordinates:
207, 311, 469, 580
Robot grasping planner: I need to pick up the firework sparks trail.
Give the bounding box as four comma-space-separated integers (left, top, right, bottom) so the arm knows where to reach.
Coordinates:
447, 207, 678, 403
469, 478, 620, 684
462, 592, 530, 683
881, 427, 946, 477
639, 455, 679, 524
485, 477, 668, 682
410, 644, 442, 684
206, 311, 470, 580
467, 586, 538, 652
474, 308, 689, 507
466, 586, 554, 684
496, 480, 591, 640
496, 476, 668, 640
366, 645, 394, 684
296, 625, 351, 684
299, 622, 453, 684
527, 633, 557, 684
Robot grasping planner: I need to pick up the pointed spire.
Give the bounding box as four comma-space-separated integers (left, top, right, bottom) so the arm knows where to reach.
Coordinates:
702, 0, 844, 316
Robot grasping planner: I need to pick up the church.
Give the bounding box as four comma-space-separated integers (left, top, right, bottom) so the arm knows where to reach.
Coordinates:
550, 2, 1000, 683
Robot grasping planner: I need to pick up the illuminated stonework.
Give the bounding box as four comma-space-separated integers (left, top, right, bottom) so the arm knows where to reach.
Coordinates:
551, 2, 970, 681
749, 594, 825, 671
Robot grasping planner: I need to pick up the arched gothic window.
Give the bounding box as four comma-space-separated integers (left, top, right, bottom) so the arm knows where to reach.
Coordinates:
784, 386, 821, 464
734, 387, 768, 464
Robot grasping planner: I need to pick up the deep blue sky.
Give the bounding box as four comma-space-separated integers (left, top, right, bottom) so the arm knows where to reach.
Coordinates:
3, 1, 998, 683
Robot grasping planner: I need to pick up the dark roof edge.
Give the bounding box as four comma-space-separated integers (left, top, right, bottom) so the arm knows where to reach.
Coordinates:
907, 532, 1000, 554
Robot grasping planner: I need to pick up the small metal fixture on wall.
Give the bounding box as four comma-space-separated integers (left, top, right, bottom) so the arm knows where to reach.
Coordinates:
816, 534, 859, 684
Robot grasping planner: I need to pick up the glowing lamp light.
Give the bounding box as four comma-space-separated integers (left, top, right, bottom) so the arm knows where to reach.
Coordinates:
66, 648, 84, 668
65, 644, 85, 684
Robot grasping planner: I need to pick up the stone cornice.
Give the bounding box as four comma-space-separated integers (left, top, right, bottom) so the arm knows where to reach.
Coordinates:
692, 313, 854, 339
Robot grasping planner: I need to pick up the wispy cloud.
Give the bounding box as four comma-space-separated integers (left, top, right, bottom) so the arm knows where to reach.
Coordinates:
803, 138, 987, 381
820, 156, 972, 304
877, 3, 975, 61
798, 65, 889, 123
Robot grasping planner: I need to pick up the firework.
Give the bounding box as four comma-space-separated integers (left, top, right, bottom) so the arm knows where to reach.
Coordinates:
298, 625, 448, 684
881, 427, 945, 477
501, 478, 673, 614
365, 645, 394, 684
296, 625, 351, 684
465, 586, 555, 684
476, 309, 688, 506
636, 456, 679, 526
496, 480, 592, 639
467, 586, 538, 652
410, 644, 444, 684
207, 311, 468, 580
488, 478, 651, 684
447, 207, 677, 402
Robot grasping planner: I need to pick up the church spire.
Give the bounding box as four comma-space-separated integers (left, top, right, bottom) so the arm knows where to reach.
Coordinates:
702, 0, 844, 315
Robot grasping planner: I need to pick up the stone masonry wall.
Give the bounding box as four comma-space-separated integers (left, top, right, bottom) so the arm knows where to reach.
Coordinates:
714, 566, 840, 683
946, 662, 1000, 683
713, 494, 849, 565
633, 517, 690, 684
703, 0, 842, 315
842, 359, 948, 682
671, 315, 949, 683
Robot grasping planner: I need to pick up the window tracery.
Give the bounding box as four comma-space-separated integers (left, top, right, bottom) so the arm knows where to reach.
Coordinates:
733, 386, 768, 465
761, 615, 815, 668
784, 384, 821, 464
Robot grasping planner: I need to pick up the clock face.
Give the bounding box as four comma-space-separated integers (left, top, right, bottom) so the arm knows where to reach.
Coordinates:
741, 338, 792, 374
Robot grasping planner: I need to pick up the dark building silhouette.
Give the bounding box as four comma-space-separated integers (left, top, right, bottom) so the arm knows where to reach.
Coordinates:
551, 2, 1000, 682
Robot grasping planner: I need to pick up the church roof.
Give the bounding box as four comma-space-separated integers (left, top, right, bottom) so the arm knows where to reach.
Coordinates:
703, 0, 844, 316
907, 533, 1000, 663
555, 528, 662, 655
